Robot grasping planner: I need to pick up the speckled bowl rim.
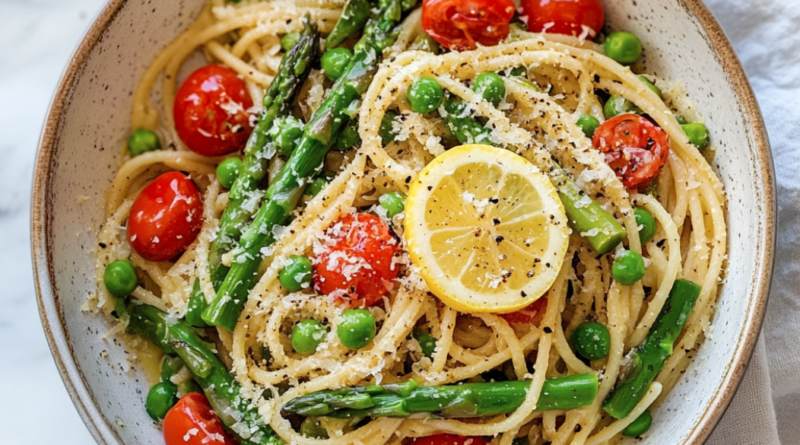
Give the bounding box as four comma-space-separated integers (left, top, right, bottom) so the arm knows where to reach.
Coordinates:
30, 0, 775, 443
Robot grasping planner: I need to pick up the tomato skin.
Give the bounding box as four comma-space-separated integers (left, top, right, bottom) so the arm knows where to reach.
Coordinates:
501, 296, 548, 325
410, 434, 489, 445
520, 0, 605, 38
128, 171, 203, 262
313, 213, 401, 307
592, 114, 670, 189
422, 0, 516, 51
163, 393, 236, 445
174, 65, 254, 156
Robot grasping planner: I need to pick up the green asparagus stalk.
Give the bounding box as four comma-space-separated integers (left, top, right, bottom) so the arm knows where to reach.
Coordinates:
283, 374, 598, 418
184, 19, 320, 327
127, 304, 283, 445
442, 89, 625, 255
202, 0, 408, 331
602, 279, 702, 419
324, 0, 372, 50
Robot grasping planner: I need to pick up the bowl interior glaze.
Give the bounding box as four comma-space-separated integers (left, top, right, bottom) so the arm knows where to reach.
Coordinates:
32, 0, 774, 444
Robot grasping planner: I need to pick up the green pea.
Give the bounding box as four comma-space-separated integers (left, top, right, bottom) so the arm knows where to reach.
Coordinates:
337, 119, 361, 151
104, 260, 138, 297
337, 309, 376, 349
571, 322, 611, 360
300, 417, 329, 439
305, 174, 333, 197
291, 319, 327, 355
280, 32, 300, 51
160, 356, 185, 383
145, 382, 178, 420
379, 110, 399, 145
407, 76, 444, 114
612, 249, 646, 285
270, 115, 304, 156
127, 129, 161, 157
681, 123, 709, 149
409, 33, 440, 54
216, 157, 242, 189
473, 72, 506, 107
177, 379, 202, 397
604, 94, 642, 119
638, 75, 661, 98
634, 208, 656, 244
604, 31, 643, 65
279, 255, 313, 292
576, 114, 600, 138
413, 329, 436, 358
622, 409, 652, 437
379, 191, 405, 218
321, 48, 353, 81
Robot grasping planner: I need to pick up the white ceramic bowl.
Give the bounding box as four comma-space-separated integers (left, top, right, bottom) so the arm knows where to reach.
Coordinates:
31, 1, 775, 444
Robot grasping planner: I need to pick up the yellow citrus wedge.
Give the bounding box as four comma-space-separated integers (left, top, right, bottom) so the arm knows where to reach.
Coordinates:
404, 144, 569, 313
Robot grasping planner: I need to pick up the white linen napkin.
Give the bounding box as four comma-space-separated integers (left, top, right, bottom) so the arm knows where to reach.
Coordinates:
703, 0, 800, 443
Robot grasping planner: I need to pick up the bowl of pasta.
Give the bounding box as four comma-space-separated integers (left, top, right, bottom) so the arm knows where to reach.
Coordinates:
31, 0, 774, 444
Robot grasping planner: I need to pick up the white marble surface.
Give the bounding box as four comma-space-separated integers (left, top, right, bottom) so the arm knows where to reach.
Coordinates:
1, 0, 796, 444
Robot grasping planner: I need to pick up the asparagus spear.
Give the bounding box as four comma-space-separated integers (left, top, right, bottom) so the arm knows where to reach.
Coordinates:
127, 303, 283, 445
324, 0, 372, 50
184, 19, 320, 327
442, 90, 625, 255
602, 279, 702, 419
283, 373, 598, 418
202, 0, 408, 331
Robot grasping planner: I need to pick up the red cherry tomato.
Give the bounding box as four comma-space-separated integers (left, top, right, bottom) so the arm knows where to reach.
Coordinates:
313, 213, 401, 307
520, 0, 605, 38
501, 296, 548, 325
410, 434, 489, 445
163, 393, 236, 445
128, 171, 203, 262
592, 114, 670, 189
422, 0, 516, 51
174, 65, 254, 156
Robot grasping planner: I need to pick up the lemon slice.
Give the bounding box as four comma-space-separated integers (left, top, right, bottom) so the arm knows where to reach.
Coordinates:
404, 144, 569, 313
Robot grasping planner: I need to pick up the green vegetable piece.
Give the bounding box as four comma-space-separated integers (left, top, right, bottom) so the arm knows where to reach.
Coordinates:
681, 123, 709, 149
512, 438, 529, 445
576, 114, 600, 138
104, 260, 138, 297
612, 249, 646, 285
409, 33, 440, 54
378, 191, 405, 218
216, 157, 242, 190
300, 417, 330, 439
305, 175, 333, 197
638, 75, 661, 98
113, 296, 127, 319
509, 66, 527, 77
604, 31, 643, 65
280, 255, 313, 292
185, 281, 208, 328
281, 32, 301, 51
379, 110, 399, 145
407, 76, 444, 114
160, 356, 185, 383
604, 94, 642, 119
623, 409, 652, 437
413, 329, 436, 358
127, 129, 161, 157
177, 379, 202, 397
674, 114, 688, 125
571, 322, 611, 360
634, 208, 656, 244
292, 319, 327, 355
325, 0, 372, 50
337, 119, 362, 151
337, 309, 376, 349
473, 72, 506, 107
270, 115, 305, 156
145, 382, 178, 420
322, 48, 354, 81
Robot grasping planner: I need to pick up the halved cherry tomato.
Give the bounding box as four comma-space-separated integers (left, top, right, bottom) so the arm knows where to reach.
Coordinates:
128, 171, 203, 262
501, 295, 548, 325
422, 0, 516, 51
592, 114, 670, 189
163, 393, 236, 445
174, 65, 254, 156
313, 213, 401, 307
410, 434, 489, 445
520, 0, 605, 38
